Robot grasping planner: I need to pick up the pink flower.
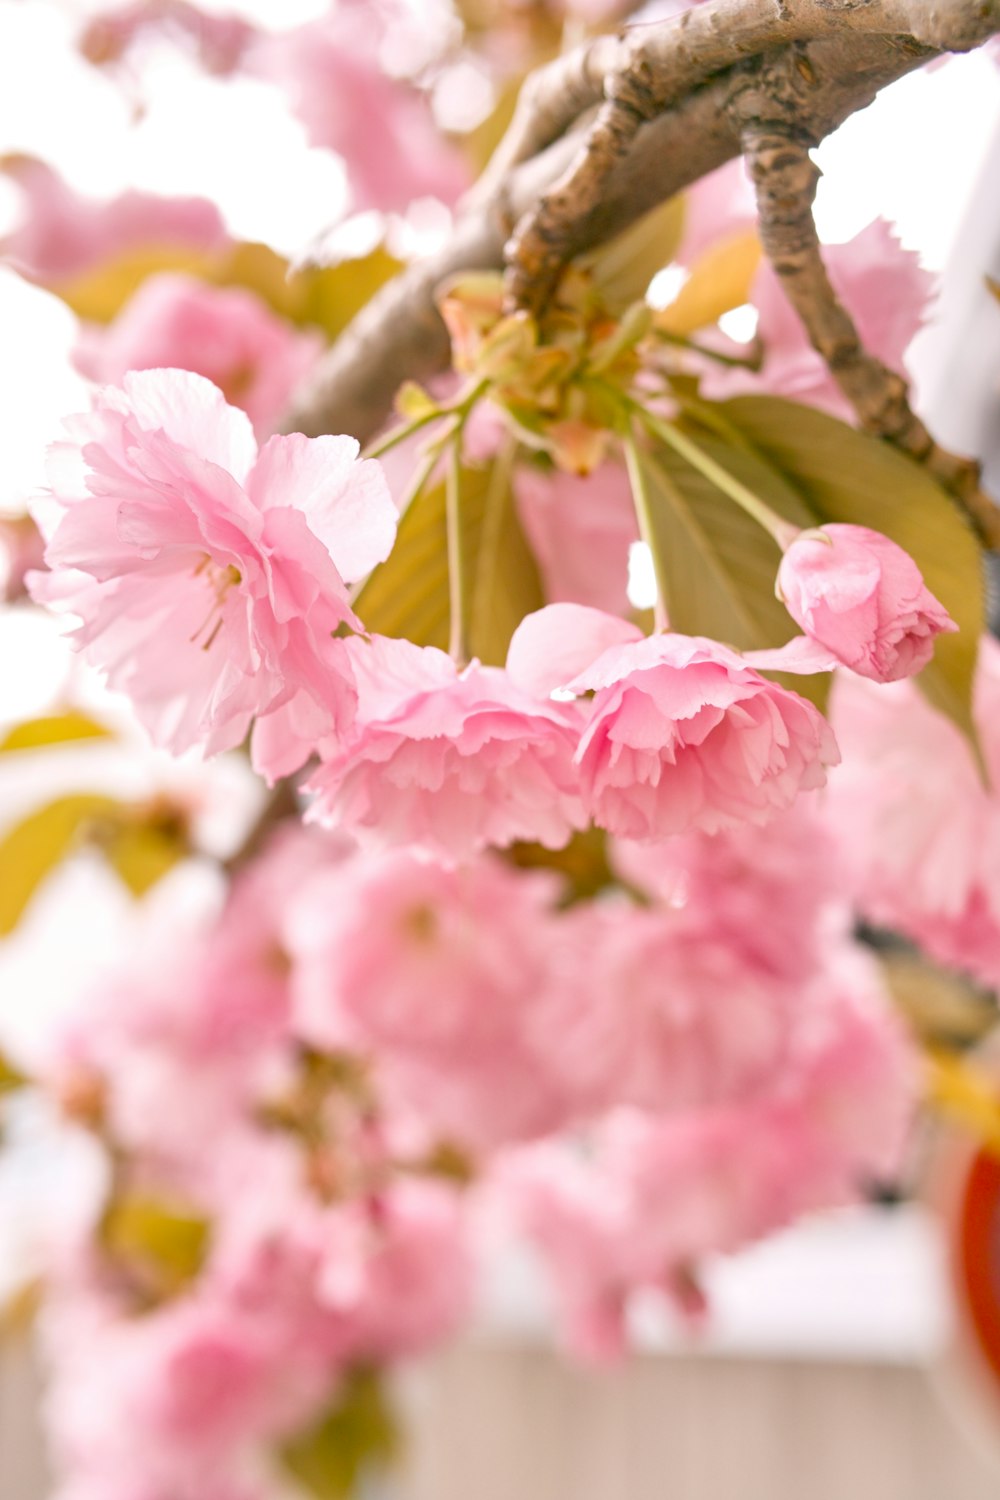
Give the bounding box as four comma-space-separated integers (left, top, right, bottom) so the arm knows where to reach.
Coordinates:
701, 220, 932, 420
250, 8, 467, 214
1, 157, 227, 282
74, 274, 323, 437
29, 370, 396, 770
502, 947, 915, 1361
511, 605, 838, 840
611, 798, 847, 989
304, 635, 587, 860
288, 850, 575, 1150
777, 524, 956, 682
827, 643, 1000, 986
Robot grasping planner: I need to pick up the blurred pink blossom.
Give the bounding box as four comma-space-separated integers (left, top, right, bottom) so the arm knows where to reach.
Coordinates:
74, 275, 323, 437
702, 220, 933, 420
0, 157, 228, 282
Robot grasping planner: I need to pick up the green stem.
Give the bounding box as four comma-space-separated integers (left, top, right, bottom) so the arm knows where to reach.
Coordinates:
631, 400, 798, 550
362, 409, 441, 461
361, 380, 490, 461
622, 425, 669, 632
655, 329, 763, 372
445, 439, 468, 665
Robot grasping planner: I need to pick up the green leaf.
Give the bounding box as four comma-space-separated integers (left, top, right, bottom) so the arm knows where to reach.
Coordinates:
715, 396, 987, 739
0, 794, 119, 936
0, 712, 112, 753
354, 450, 544, 666
102, 1195, 210, 1296
638, 434, 815, 650
280, 1368, 399, 1500
578, 196, 686, 315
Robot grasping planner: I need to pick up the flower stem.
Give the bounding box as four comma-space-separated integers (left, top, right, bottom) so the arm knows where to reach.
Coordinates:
445, 439, 468, 665
623, 425, 669, 632
632, 402, 799, 550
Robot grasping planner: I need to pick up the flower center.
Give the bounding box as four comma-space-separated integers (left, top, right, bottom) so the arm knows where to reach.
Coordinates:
190, 556, 242, 650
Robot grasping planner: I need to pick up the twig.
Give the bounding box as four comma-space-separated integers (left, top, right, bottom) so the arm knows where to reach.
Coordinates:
283, 30, 945, 445
730, 52, 1000, 548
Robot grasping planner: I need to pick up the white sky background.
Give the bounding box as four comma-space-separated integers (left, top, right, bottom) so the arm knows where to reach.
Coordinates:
0, 0, 998, 1351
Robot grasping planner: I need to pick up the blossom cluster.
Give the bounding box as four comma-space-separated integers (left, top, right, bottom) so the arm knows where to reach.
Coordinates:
0, 3, 990, 1497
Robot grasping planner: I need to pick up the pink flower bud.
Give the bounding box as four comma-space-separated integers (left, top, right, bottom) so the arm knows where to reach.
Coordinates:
777, 523, 957, 683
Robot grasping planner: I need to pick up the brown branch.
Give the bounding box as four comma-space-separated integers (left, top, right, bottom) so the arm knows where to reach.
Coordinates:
731, 51, 1000, 548
284, 30, 939, 444
501, 0, 1000, 313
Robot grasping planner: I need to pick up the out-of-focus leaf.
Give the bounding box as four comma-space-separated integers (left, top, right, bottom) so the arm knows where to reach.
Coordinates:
506, 826, 617, 903
0, 1053, 26, 1097
280, 1368, 399, 1500
656, 229, 761, 335
0, 712, 112, 753
354, 450, 544, 665
0, 794, 119, 936
467, 448, 545, 665
987, 276, 1000, 306
103, 819, 187, 897
54, 238, 402, 341
102, 1195, 210, 1296
882, 951, 996, 1048
53, 245, 214, 323
463, 74, 524, 177
578, 195, 686, 315
716, 396, 987, 741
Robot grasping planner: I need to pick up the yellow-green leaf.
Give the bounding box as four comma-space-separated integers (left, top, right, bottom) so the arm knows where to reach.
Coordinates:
104, 820, 187, 897
53, 238, 402, 342
717, 396, 987, 740
0, 1053, 26, 1097
54, 244, 215, 323
656, 229, 761, 336
354, 451, 544, 665
102, 1195, 210, 1295
638, 434, 815, 650
0, 712, 112, 753
0, 794, 119, 936
579, 195, 687, 316
280, 1369, 399, 1500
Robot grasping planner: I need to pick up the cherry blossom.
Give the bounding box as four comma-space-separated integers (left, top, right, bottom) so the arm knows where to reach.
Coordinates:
28, 369, 396, 770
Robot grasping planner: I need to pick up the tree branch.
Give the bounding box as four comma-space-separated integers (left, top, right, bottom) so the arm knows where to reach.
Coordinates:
284, 29, 940, 444
729, 48, 1000, 548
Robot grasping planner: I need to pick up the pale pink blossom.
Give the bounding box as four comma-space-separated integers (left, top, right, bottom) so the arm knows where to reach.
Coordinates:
251, 8, 467, 214
702, 220, 932, 420
514, 605, 839, 840
1, 157, 227, 282
29, 370, 396, 770
288, 849, 574, 1150
304, 634, 587, 860
503, 949, 915, 1361
74, 275, 323, 437
777, 524, 956, 682
611, 798, 848, 989
828, 642, 1000, 986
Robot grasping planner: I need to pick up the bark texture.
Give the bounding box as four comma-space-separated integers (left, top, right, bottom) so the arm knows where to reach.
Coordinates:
283, 0, 1000, 541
